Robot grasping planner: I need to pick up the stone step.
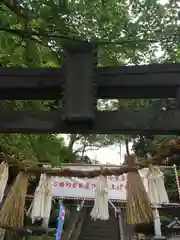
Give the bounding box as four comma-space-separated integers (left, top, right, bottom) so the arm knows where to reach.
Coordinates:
80, 231, 119, 237
79, 208, 120, 240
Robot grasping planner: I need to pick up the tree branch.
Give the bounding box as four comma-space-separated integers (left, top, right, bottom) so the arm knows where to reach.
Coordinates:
0, 27, 61, 63
0, 27, 43, 43
67, 134, 79, 151
73, 144, 105, 154
125, 139, 130, 156
2, 0, 36, 19
26, 135, 40, 162
83, 145, 105, 152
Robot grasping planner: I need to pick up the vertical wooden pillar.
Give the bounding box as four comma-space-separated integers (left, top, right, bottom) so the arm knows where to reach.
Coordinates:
0, 229, 5, 240
62, 42, 97, 123
152, 207, 166, 240
118, 210, 125, 240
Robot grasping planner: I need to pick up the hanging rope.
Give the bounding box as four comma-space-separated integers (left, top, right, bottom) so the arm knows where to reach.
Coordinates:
173, 164, 180, 200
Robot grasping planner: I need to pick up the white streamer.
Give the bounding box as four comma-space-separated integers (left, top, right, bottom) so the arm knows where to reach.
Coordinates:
147, 165, 169, 205
90, 175, 109, 220
27, 174, 52, 226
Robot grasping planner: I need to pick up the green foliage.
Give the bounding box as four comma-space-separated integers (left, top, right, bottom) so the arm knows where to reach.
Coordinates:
164, 168, 178, 198
0, 100, 71, 165
1, 0, 180, 66
0, 133, 70, 165
160, 215, 172, 223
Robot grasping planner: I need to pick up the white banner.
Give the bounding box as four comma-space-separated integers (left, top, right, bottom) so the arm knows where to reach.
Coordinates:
51, 165, 150, 200
51, 175, 127, 200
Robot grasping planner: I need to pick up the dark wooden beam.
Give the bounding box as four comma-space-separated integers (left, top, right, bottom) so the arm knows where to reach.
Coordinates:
0, 108, 180, 134
98, 62, 180, 98
0, 68, 63, 100
1, 62, 180, 99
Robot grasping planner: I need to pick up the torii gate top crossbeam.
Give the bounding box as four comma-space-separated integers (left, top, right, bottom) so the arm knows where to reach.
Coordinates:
0, 63, 180, 100
0, 42, 180, 134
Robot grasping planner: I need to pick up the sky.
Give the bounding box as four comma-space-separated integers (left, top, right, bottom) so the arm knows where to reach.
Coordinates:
85, 144, 131, 165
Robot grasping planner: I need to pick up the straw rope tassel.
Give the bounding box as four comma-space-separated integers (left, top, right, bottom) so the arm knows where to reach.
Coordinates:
0, 162, 8, 203
0, 171, 29, 228
90, 175, 109, 220
173, 164, 180, 200
126, 154, 153, 225
0, 162, 9, 240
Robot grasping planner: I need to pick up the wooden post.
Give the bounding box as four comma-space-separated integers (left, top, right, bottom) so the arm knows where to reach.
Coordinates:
0, 229, 5, 240
118, 210, 125, 240
63, 42, 97, 123
152, 207, 166, 240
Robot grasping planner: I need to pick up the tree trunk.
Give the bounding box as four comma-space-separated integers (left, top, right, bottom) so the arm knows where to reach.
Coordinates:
119, 143, 122, 164
67, 134, 78, 152
125, 139, 130, 156
81, 143, 87, 160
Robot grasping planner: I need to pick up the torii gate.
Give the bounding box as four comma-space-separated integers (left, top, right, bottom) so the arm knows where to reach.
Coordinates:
0, 41, 180, 134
